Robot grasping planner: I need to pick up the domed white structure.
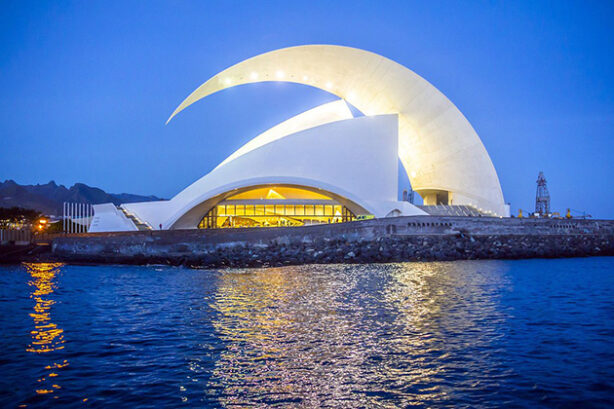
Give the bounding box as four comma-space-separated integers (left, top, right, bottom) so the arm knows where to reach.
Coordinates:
89, 45, 508, 233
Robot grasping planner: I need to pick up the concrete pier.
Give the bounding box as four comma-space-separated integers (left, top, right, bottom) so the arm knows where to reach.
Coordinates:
49, 216, 614, 268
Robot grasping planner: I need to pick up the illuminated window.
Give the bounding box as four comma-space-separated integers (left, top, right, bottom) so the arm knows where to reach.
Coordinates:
198, 185, 357, 229
308, 205, 316, 216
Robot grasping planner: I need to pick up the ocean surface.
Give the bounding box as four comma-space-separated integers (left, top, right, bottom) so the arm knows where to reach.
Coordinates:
1, 258, 613, 408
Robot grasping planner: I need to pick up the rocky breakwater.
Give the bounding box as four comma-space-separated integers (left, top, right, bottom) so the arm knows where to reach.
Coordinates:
51, 216, 614, 268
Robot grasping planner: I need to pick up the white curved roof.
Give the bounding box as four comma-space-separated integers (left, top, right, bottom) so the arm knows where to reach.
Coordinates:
167, 45, 507, 216
124, 115, 427, 229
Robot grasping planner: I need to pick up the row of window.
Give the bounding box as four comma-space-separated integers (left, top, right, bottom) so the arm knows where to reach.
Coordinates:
216, 204, 345, 217
200, 203, 356, 229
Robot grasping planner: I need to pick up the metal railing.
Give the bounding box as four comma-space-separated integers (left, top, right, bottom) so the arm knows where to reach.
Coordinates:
63, 202, 94, 233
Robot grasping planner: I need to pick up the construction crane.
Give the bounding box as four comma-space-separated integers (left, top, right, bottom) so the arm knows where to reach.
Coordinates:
535, 171, 550, 216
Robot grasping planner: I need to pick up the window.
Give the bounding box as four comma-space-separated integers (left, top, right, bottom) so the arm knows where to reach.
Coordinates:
199, 186, 357, 228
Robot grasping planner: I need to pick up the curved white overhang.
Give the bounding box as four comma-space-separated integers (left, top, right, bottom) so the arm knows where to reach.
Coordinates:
168, 177, 375, 229
167, 45, 507, 216
216, 99, 353, 169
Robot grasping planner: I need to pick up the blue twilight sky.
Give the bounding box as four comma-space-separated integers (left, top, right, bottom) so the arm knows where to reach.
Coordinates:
1, 1, 613, 218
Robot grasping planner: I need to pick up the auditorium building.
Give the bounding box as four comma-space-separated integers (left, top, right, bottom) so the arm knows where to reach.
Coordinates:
89, 45, 509, 232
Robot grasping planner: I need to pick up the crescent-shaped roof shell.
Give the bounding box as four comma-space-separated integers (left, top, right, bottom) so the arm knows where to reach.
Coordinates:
167, 45, 507, 216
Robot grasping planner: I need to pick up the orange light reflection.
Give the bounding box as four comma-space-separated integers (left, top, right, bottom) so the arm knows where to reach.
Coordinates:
23, 262, 68, 398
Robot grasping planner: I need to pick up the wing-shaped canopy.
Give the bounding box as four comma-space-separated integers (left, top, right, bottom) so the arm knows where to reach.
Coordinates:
215, 99, 353, 169
167, 45, 507, 216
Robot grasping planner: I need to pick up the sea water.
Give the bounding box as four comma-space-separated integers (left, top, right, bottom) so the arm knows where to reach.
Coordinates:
1, 258, 613, 408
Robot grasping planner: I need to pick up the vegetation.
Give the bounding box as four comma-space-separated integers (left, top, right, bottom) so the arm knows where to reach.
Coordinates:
0, 207, 43, 228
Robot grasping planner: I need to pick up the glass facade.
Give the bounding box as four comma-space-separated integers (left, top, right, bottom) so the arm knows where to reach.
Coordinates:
198, 186, 357, 229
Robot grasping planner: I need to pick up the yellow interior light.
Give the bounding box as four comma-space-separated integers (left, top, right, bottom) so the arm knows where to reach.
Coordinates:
265, 189, 285, 200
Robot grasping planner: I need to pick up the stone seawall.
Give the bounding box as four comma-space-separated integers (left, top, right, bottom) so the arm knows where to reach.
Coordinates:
51, 216, 614, 267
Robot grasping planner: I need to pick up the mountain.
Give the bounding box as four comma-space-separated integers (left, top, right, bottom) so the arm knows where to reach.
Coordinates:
0, 180, 163, 215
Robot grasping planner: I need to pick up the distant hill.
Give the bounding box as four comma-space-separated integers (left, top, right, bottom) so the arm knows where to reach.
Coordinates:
0, 180, 163, 215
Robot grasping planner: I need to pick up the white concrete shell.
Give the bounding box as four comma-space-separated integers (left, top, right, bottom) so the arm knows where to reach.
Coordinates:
216, 99, 353, 169
167, 45, 508, 216
122, 114, 427, 230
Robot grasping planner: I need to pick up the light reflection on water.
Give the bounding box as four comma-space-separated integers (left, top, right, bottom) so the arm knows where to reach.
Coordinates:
1, 259, 613, 408
203, 262, 511, 407
23, 262, 69, 399
26, 263, 65, 354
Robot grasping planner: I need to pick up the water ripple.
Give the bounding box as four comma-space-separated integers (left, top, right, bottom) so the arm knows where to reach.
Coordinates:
0, 258, 613, 408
